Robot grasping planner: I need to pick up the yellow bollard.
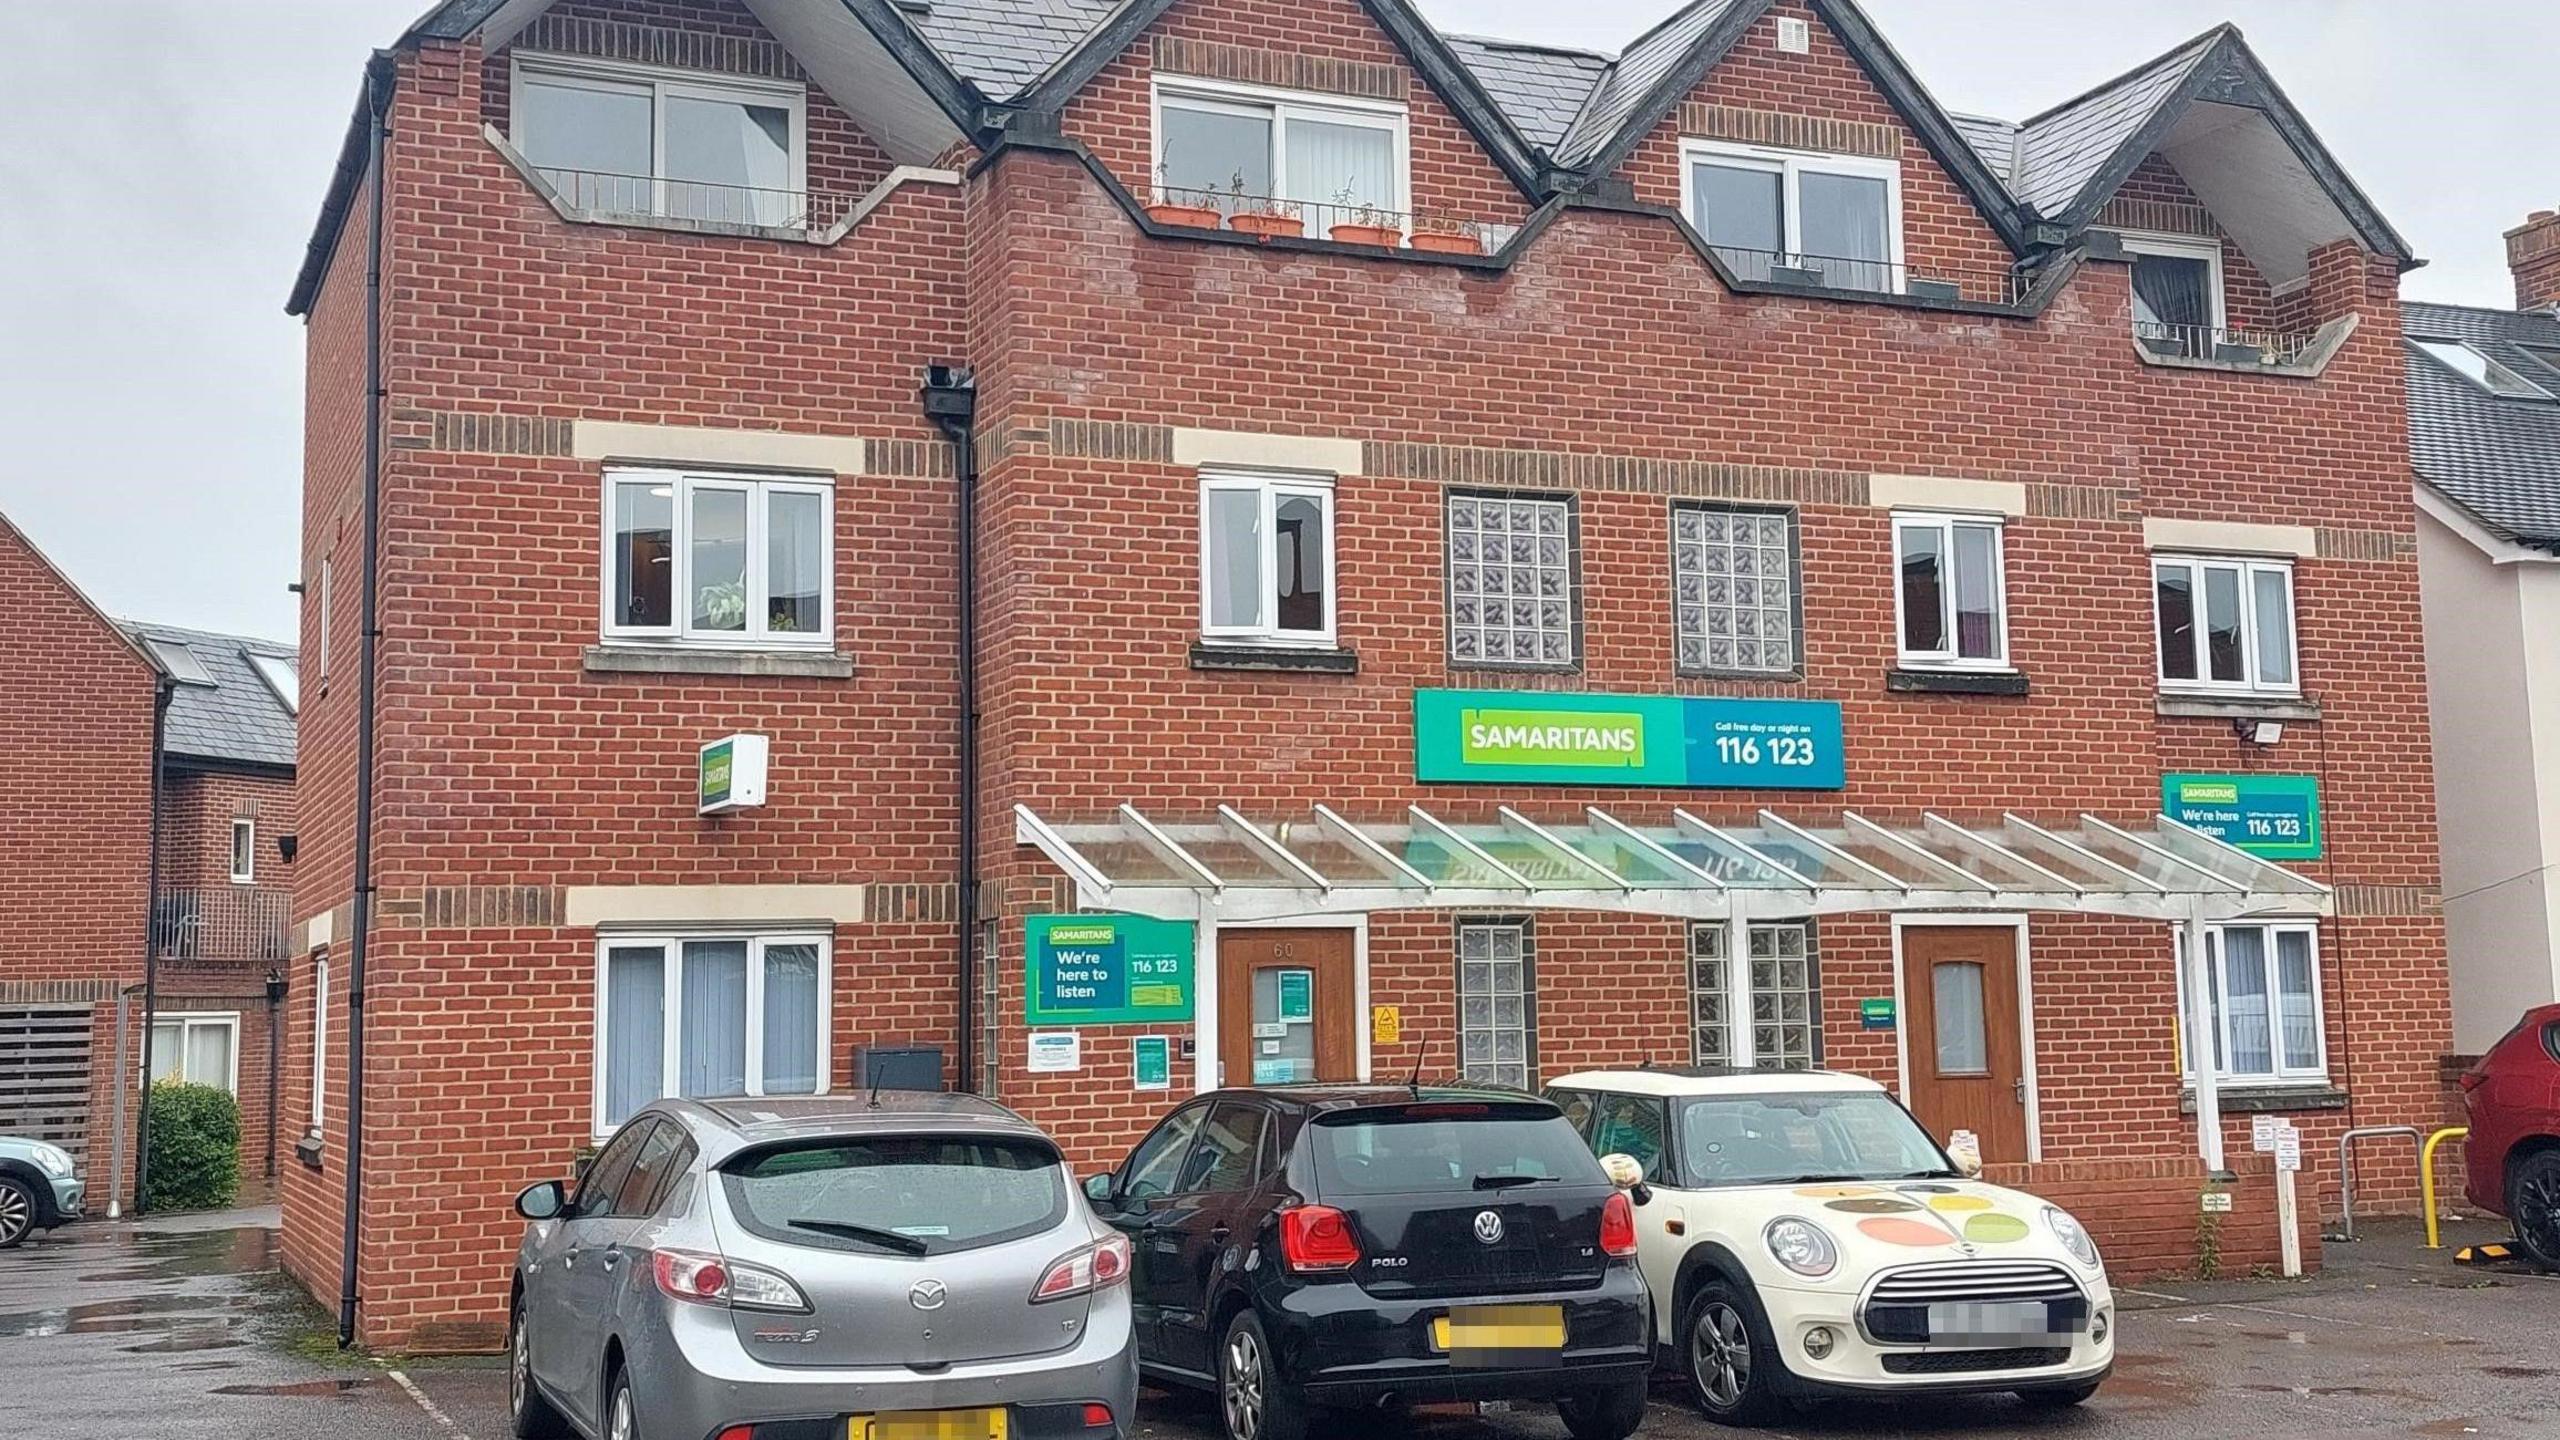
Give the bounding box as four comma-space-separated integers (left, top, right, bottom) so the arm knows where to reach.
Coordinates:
2421, 1126, 2469, 1250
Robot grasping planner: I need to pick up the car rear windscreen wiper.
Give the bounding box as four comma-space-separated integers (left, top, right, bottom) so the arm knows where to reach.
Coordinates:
1471, 1173, 1557, 1190
787, 1219, 931, 1254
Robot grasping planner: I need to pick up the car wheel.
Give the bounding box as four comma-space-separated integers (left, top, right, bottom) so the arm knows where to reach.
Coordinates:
605, 1366, 642, 1440
2019, 1378, 2105, 1408
507, 1298, 571, 1438
0, 1176, 35, 1249
2512, 1150, 2560, 1271
1557, 1381, 1650, 1440
1219, 1311, 1307, 1440
1683, 1279, 1782, 1427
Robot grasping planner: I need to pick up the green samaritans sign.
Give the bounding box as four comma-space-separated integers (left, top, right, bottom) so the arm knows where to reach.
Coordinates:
1024, 915, 1196, 1026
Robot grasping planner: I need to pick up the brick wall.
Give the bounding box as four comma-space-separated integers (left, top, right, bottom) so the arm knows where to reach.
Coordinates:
1986, 1154, 2317, 1281
2507, 209, 2560, 310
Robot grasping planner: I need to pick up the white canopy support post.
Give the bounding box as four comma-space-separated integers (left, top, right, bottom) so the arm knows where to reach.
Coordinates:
1217, 805, 1332, 893
1194, 896, 1221, 1094
1498, 807, 1630, 891
1728, 911, 1754, 1069
1585, 807, 1728, 890
1410, 805, 1536, 892
2184, 904, 2229, 1176
1313, 805, 1437, 892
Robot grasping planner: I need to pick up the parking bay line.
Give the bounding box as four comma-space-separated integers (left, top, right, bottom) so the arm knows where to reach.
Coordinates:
386, 1367, 476, 1440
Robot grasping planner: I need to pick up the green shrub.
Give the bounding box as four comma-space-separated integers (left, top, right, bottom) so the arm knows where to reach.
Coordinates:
145, 1080, 241, 1211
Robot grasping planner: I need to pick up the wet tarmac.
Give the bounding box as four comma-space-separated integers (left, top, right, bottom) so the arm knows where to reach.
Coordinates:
5, 1208, 2557, 1438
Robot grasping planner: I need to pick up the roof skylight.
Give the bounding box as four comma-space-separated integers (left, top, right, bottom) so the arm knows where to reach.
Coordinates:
2413, 339, 2552, 399
145, 639, 215, 686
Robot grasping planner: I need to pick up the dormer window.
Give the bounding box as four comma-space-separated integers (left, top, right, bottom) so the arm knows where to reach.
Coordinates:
1680, 140, 1902, 293
2411, 339, 2552, 400
1153, 79, 1410, 238
511, 55, 807, 229
2123, 232, 2226, 357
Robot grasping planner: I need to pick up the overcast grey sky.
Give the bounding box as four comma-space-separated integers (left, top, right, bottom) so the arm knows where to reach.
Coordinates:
1, 0, 2548, 643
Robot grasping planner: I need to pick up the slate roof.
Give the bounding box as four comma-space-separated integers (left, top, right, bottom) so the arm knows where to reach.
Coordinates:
1441, 35, 1613, 152
2405, 301, 2560, 552
898, 0, 1121, 98
126, 623, 300, 771
1948, 112, 2018, 186
2007, 28, 2220, 218
1553, 0, 1749, 166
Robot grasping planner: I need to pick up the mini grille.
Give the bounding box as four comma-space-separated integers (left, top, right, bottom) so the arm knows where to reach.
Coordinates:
1882, 1347, 2070, 1376
1868, 1261, 2081, 1307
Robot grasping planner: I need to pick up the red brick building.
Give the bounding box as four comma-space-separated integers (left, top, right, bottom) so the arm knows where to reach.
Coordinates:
0, 515, 300, 1209
285, 0, 2445, 1348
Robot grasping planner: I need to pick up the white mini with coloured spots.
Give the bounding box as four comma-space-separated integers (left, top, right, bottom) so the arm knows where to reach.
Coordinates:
1545, 1068, 2112, 1426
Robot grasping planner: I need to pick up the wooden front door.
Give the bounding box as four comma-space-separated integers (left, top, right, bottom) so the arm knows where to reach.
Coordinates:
1900, 926, 2030, 1163
1218, 929, 1357, 1088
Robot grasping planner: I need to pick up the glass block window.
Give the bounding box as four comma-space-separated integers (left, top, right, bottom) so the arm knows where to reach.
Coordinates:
1690, 921, 1820, 1069
1673, 504, 1798, 675
1448, 493, 1577, 668
1457, 919, 1536, 1087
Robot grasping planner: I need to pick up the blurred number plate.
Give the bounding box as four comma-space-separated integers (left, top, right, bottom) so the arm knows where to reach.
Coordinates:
1432, 1304, 1565, 1351
1926, 1301, 2059, 1342
852, 1411, 1009, 1440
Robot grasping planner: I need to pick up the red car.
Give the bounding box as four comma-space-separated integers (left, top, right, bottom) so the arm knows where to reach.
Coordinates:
2461, 1004, 2560, 1268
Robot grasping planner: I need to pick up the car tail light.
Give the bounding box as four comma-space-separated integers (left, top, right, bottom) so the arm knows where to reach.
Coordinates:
649, 1248, 810, 1313
1081, 1404, 1114, 1429
717, 1428, 755, 1440
1032, 1234, 1133, 1303
1278, 1205, 1362, 1272
1599, 1191, 1638, 1258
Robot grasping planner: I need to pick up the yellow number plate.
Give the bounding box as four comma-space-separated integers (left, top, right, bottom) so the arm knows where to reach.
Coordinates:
1431, 1304, 1566, 1351
850, 1410, 1009, 1440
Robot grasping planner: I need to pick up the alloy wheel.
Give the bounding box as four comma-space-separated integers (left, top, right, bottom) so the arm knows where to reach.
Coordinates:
1690, 1302, 1751, 1410
0, 1184, 30, 1246
2521, 1165, 2560, 1265
508, 1316, 529, 1417
1223, 1327, 1266, 1440
609, 1382, 635, 1440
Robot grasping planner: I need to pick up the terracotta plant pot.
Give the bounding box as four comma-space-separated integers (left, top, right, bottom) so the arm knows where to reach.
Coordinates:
1329, 223, 1402, 248
1144, 201, 1222, 230
1227, 211, 1302, 239
1407, 229, 1484, 256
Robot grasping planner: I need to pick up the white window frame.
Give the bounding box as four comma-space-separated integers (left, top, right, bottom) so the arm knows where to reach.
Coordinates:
1150, 75, 1412, 238
2175, 921, 2328, 1086
316, 555, 333, 687
309, 954, 330, 1131
2120, 230, 2227, 335
1198, 470, 1338, 647
229, 819, 256, 884
149, 1012, 242, 1094
2151, 553, 2300, 696
591, 932, 833, 1137
1678, 138, 1906, 289
599, 467, 835, 650
2410, 338, 2554, 400
510, 52, 809, 218
1890, 511, 2011, 671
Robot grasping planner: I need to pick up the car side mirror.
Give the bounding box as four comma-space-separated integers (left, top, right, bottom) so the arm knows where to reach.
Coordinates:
1083, 1173, 1116, 1206
1945, 1133, 1985, 1179
516, 1179, 568, 1221
1599, 1152, 1653, 1207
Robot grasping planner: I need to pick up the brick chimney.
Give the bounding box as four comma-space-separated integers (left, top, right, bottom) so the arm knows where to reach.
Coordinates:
2509, 209, 2560, 309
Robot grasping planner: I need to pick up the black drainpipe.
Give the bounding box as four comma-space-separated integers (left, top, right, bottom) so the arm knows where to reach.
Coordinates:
920, 366, 979, 1093
339, 51, 394, 1351
131, 676, 174, 1213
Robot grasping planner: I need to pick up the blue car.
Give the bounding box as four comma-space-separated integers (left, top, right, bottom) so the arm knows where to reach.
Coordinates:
0, 1136, 83, 1248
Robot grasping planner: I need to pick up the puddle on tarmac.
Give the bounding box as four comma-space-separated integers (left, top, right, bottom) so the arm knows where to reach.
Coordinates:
121, 1328, 248, 1354
0, 1292, 259, 1339
2416, 1420, 2485, 1437
2240, 1383, 2428, 1402
211, 1379, 380, 1398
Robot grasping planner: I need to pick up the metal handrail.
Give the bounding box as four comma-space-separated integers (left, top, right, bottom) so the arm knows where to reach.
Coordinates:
2133, 320, 2321, 365
531, 166, 854, 230
2423, 1126, 2470, 1250
1147, 187, 1491, 251
2329, 1124, 2423, 1242
1703, 245, 2032, 306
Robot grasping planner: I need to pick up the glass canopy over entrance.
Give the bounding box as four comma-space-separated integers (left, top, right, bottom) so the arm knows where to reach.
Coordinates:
1013, 804, 2333, 925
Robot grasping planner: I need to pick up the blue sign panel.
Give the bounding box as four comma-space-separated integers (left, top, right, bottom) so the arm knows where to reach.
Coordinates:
1415, 690, 1846, 790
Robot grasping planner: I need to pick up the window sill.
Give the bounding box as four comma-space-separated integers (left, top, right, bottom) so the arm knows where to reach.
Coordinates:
2179, 1083, 2349, 1115
1189, 642, 1359, 675
1886, 666, 2030, 697
2157, 693, 2323, 723
294, 1133, 325, 1171
583, 645, 854, 679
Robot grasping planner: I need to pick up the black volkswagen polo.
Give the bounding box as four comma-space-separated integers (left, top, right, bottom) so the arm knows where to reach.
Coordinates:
1084, 1085, 1653, 1440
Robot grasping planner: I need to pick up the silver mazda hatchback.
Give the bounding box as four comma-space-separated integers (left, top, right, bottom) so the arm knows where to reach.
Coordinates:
508, 1093, 1136, 1440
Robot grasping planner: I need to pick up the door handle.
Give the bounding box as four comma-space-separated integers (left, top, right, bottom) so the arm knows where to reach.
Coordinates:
562, 1247, 581, 1270
1210, 1225, 1232, 1245
2014, 1078, 2028, 1104
599, 1248, 624, 1272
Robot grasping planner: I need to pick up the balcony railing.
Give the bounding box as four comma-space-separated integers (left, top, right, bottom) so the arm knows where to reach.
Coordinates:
1145, 187, 1497, 255
1706, 246, 2034, 307
531, 167, 858, 233
2134, 321, 2322, 367
153, 887, 291, 965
